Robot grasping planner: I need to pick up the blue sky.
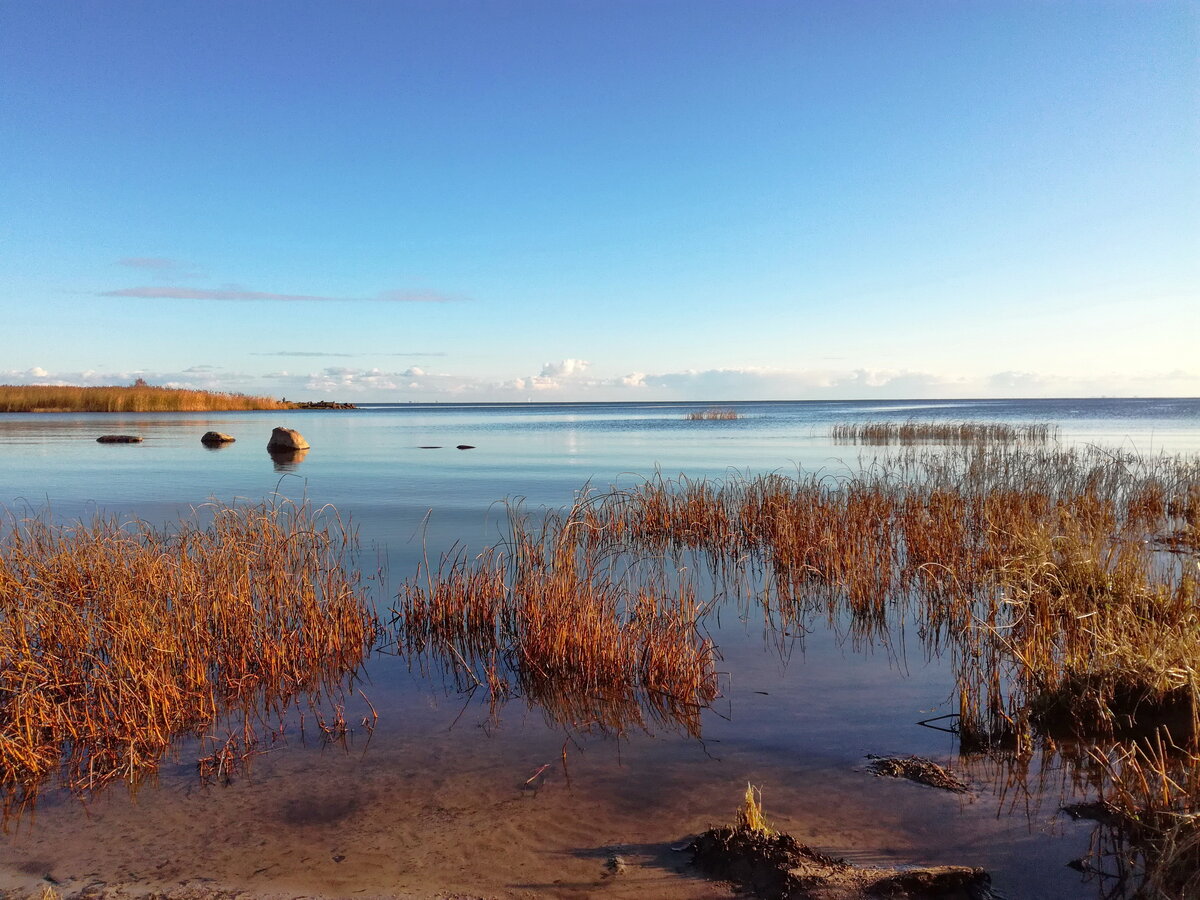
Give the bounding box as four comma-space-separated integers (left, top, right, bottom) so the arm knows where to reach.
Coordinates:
2, 1, 1196, 401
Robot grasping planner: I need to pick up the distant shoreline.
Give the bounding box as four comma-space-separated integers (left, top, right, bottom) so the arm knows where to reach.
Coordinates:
0, 384, 353, 413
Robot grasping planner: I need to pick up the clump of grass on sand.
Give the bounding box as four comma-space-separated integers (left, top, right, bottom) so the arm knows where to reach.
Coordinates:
0, 501, 377, 818
831, 420, 1057, 445
687, 407, 739, 421
0, 383, 292, 412
687, 785, 989, 899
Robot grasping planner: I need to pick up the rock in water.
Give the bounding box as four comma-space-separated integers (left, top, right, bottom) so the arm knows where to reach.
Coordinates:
456, 444, 476, 450
267, 427, 310, 451
96, 435, 143, 443
201, 431, 236, 445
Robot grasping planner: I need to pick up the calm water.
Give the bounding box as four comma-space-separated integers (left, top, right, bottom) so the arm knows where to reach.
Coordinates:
2, 397, 1198, 898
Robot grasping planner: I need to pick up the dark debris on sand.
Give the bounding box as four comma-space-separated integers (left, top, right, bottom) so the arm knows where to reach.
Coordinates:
865, 755, 969, 793
687, 825, 991, 899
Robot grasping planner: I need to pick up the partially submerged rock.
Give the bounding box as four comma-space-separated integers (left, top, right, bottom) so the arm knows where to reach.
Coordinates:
267, 427, 310, 451
96, 435, 143, 443
456, 444, 476, 450
866, 755, 968, 793
687, 825, 991, 899
201, 431, 236, 445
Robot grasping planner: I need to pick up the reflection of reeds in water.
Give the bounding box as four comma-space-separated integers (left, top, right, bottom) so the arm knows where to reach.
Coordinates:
0, 501, 377, 818
831, 420, 1058, 445
396, 503, 720, 736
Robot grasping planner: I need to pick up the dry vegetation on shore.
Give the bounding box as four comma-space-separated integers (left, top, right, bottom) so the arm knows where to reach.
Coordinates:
0, 384, 291, 413
0, 501, 377, 819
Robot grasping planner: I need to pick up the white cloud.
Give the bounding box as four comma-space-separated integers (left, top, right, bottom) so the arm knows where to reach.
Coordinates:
539, 358, 590, 378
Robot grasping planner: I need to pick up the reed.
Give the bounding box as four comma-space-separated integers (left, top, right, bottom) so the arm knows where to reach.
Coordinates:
0, 500, 377, 817
1087, 738, 1199, 898
687, 407, 739, 421
396, 502, 720, 735
0, 384, 292, 412
579, 445, 1199, 740
831, 420, 1058, 445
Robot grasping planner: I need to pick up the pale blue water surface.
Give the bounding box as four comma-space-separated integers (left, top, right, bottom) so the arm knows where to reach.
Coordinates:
1, 398, 1198, 899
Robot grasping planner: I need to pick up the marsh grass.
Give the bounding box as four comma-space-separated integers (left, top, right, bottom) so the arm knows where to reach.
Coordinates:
0, 500, 378, 818
687, 407, 739, 421
1083, 739, 1199, 898
557, 443, 1199, 886
736, 783, 773, 835
396, 502, 720, 735
0, 384, 291, 412
831, 420, 1058, 445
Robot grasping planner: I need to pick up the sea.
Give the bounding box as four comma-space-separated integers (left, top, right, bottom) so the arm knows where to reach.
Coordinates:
1, 397, 1197, 899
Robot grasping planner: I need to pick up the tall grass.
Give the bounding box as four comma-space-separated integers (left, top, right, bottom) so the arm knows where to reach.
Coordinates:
396, 503, 720, 735
687, 408, 739, 421
0, 501, 377, 818
0, 384, 291, 412
831, 420, 1058, 444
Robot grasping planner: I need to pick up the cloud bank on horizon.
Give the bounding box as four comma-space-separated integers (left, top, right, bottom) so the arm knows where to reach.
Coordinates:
4, 362, 1197, 403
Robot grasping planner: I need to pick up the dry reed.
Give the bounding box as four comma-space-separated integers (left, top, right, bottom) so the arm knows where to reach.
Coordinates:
831, 420, 1057, 445
0, 501, 377, 817
687, 408, 739, 421
396, 502, 720, 735
0, 384, 291, 413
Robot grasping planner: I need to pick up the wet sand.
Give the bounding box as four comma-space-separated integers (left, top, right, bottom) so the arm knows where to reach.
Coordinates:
0, 676, 1095, 900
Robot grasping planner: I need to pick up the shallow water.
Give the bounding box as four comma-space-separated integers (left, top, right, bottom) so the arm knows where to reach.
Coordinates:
2, 397, 1198, 898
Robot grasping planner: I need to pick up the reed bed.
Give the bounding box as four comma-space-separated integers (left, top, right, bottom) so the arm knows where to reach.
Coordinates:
0, 501, 377, 817
565, 443, 1199, 889
687, 407, 739, 421
585, 447, 1198, 742
0, 384, 291, 412
831, 420, 1058, 445
396, 505, 720, 735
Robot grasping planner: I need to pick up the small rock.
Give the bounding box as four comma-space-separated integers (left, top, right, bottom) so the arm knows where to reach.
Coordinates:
201, 431, 236, 445
267, 427, 310, 451
456, 444, 476, 450
96, 435, 143, 443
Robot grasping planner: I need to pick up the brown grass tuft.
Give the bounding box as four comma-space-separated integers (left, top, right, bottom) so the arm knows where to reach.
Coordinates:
0, 501, 378, 818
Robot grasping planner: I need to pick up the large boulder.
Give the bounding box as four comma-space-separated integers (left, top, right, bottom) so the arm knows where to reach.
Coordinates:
267, 427, 310, 452
201, 431, 236, 445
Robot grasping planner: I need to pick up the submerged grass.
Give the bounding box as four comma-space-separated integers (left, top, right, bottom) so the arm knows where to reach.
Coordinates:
0, 384, 292, 412
0, 501, 378, 818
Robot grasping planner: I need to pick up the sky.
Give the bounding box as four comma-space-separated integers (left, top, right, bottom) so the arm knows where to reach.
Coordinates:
1, 1, 1197, 402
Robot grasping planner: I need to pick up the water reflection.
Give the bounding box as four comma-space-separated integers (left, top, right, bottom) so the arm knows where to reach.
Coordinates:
269, 448, 308, 471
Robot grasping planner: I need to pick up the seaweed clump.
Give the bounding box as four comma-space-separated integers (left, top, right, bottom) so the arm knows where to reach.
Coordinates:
687, 785, 991, 899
